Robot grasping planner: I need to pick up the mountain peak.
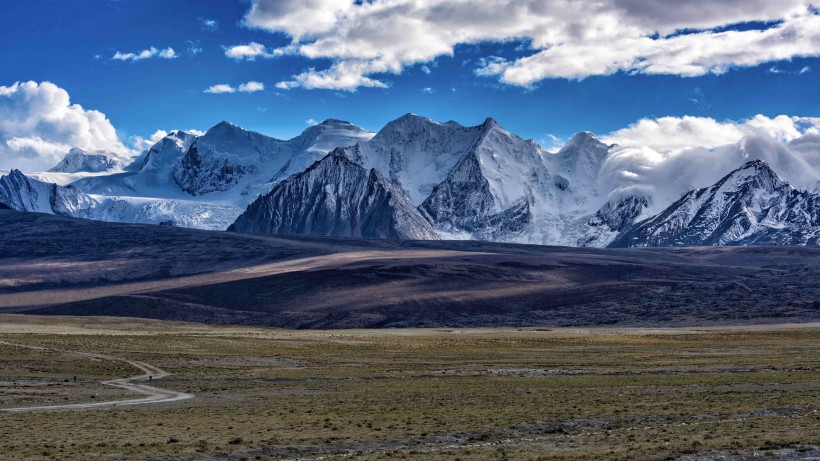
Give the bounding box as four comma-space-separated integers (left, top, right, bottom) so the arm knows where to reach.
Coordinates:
482, 116, 499, 127
8, 168, 26, 179
737, 159, 771, 171
327, 147, 348, 158
562, 131, 603, 150
207, 120, 245, 135
723, 159, 780, 185
318, 118, 353, 127
394, 113, 434, 125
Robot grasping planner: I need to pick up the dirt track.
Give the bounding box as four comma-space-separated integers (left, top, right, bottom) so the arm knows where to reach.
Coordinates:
0, 340, 192, 412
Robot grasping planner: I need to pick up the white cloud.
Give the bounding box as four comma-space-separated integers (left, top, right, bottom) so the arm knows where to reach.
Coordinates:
596, 114, 820, 213
306, 119, 319, 126
205, 82, 265, 94
240, 0, 820, 90
421, 87, 433, 94
130, 130, 170, 151
202, 19, 219, 30
602, 115, 807, 152
421, 65, 431, 75
112, 46, 177, 61
158, 48, 177, 59
224, 42, 282, 60
204, 84, 236, 94
238, 81, 265, 93
0, 81, 132, 172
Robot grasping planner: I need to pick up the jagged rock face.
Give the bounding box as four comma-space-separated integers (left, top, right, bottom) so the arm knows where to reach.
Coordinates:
577, 195, 649, 247
610, 160, 820, 247
49, 148, 123, 173
229, 150, 439, 240
419, 152, 531, 239
353, 115, 546, 241
173, 144, 259, 195
173, 120, 372, 196
346, 114, 487, 205
0, 170, 96, 217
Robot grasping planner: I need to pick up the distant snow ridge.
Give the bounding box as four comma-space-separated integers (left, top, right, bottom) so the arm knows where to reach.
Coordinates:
229, 149, 439, 240
610, 160, 820, 247
173, 120, 373, 197
2, 114, 819, 246
49, 148, 124, 173
0, 169, 96, 216
579, 194, 650, 247
128, 130, 198, 190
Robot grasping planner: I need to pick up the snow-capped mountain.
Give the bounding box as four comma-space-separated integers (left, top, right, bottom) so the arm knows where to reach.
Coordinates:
49, 148, 125, 173
578, 194, 651, 247
229, 149, 438, 240
174, 119, 373, 198
127, 130, 198, 191
552, 132, 613, 192
610, 160, 820, 247
58, 121, 374, 230
0, 169, 95, 216
3, 114, 818, 247
345, 114, 492, 205
416, 117, 545, 240
343, 114, 612, 243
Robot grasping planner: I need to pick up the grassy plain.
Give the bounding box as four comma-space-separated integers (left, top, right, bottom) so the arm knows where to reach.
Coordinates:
0, 315, 818, 460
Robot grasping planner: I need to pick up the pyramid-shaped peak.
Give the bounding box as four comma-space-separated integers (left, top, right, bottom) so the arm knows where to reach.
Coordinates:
207, 120, 245, 134
558, 131, 609, 157
737, 159, 772, 171
726, 159, 779, 180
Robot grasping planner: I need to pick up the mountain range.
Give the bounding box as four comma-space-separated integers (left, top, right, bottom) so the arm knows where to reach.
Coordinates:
1, 114, 818, 247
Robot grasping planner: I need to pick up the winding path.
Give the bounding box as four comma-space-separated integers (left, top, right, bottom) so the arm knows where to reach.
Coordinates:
0, 341, 192, 412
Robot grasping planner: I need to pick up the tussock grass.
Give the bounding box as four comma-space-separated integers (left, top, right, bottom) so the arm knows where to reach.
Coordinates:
0, 315, 818, 460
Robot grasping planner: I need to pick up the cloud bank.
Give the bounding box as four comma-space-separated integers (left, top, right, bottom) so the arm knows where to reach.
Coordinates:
597, 115, 820, 212
0, 81, 132, 172
238, 0, 820, 90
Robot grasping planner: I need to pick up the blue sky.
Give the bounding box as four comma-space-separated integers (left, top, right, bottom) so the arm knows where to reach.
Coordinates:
1, 0, 819, 148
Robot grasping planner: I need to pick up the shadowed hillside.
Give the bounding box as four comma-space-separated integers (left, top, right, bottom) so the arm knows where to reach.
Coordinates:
1, 210, 818, 328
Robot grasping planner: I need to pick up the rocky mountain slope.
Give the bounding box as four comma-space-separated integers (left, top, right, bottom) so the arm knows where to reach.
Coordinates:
229, 150, 438, 240
173, 119, 373, 198
0, 169, 96, 216
610, 160, 820, 247
343, 115, 614, 244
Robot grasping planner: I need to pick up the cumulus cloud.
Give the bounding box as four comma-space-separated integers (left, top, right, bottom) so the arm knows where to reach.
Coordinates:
238, 81, 265, 92
596, 114, 820, 213
112, 46, 177, 61
204, 84, 236, 94
239, 0, 820, 90
224, 42, 282, 61
0, 81, 132, 172
205, 82, 265, 94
